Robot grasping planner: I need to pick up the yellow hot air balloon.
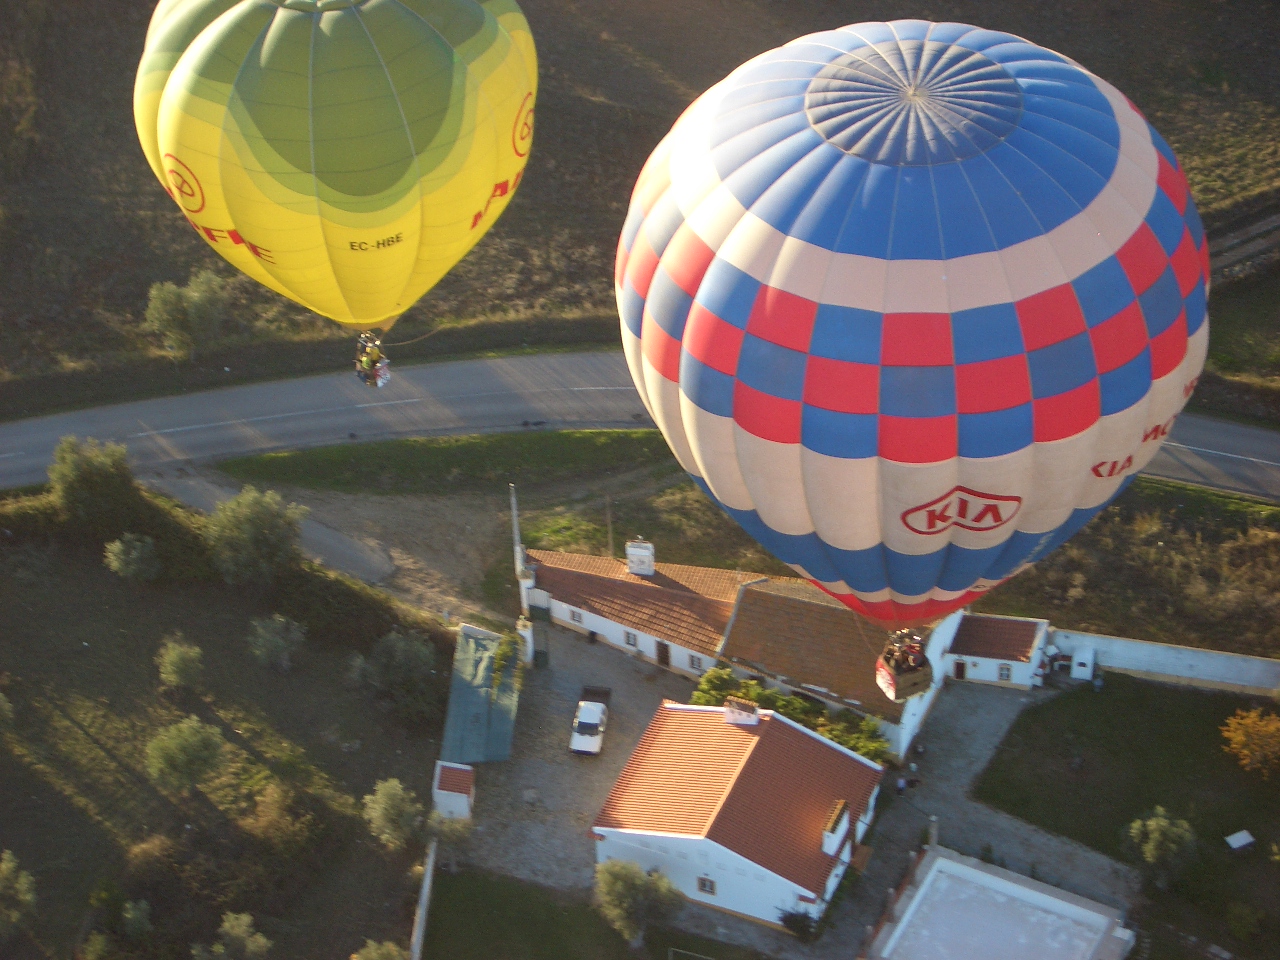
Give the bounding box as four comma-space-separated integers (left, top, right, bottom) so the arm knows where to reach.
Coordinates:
134, 0, 536, 332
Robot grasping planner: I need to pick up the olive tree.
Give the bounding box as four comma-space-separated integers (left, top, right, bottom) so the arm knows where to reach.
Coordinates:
594, 860, 681, 948
202, 486, 306, 587
246, 615, 305, 672
145, 716, 225, 795
1126, 806, 1196, 890
362, 779, 423, 851
191, 912, 272, 959
105, 533, 161, 582
156, 633, 204, 690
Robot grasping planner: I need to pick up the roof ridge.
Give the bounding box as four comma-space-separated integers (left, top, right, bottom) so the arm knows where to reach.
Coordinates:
702, 709, 769, 839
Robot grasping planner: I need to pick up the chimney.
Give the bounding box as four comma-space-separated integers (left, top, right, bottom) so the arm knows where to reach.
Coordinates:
625, 538, 655, 577
723, 696, 759, 726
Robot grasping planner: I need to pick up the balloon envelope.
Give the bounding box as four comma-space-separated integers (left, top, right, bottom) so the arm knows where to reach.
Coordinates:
135, 0, 537, 329
617, 21, 1208, 625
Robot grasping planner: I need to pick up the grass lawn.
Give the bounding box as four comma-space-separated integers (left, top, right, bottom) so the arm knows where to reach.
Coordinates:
219, 430, 678, 496
0, 540, 439, 959
425, 870, 769, 960
973, 674, 1280, 955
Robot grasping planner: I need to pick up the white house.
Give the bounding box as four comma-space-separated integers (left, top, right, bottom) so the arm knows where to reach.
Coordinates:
939, 614, 1049, 688
864, 845, 1135, 960
592, 701, 883, 929
431, 761, 474, 820
719, 583, 955, 759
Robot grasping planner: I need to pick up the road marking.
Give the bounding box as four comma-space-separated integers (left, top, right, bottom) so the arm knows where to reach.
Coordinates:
123, 387, 636, 439
1163, 442, 1280, 469
0, 452, 24, 459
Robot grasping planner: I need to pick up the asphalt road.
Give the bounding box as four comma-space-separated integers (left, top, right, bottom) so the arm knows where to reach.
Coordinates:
0, 351, 1276, 501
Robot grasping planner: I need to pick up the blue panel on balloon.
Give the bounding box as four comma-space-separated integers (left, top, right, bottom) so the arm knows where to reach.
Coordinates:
810, 305, 882, 363
959, 406, 1034, 458
1027, 334, 1096, 398
884, 547, 947, 596
680, 354, 735, 417
827, 544, 890, 593
619, 279, 645, 338
645, 268, 694, 340
1099, 349, 1152, 415
952, 303, 1025, 362
694, 260, 761, 330
880, 367, 957, 417
736, 335, 807, 401
801, 407, 878, 459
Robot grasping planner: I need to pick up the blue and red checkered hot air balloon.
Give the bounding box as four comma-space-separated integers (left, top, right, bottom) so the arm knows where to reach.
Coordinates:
617, 21, 1208, 636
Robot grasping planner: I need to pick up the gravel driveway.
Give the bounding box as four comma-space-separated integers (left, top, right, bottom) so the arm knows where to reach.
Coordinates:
466, 622, 699, 889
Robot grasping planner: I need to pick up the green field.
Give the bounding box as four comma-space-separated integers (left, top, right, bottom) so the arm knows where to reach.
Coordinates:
974, 675, 1280, 955
425, 870, 768, 960
2, 0, 1280, 420
219, 430, 678, 497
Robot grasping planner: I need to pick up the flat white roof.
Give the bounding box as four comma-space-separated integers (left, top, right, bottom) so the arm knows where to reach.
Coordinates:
874, 849, 1133, 960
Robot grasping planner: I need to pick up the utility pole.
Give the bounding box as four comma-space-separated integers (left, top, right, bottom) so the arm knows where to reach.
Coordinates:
510, 483, 524, 577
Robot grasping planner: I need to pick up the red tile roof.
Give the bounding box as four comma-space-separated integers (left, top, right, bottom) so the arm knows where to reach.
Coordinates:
949, 614, 1043, 663
720, 581, 907, 722
528, 550, 779, 601
534, 564, 733, 656
594, 703, 882, 894
435, 763, 474, 795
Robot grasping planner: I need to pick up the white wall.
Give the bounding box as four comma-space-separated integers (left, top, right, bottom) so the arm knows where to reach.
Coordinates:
594, 829, 831, 926
1051, 630, 1280, 696
548, 600, 711, 678
941, 653, 1038, 687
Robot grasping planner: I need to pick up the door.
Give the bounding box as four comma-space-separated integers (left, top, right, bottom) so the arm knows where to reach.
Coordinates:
954, 660, 966, 680
656, 642, 670, 667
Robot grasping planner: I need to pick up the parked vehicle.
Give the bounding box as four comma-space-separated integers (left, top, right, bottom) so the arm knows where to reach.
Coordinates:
570, 686, 611, 755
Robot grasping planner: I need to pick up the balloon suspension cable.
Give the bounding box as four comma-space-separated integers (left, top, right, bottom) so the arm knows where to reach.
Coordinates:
382, 324, 444, 348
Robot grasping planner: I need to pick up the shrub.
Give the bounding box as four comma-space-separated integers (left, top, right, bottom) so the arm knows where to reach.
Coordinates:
0, 849, 36, 941
690, 668, 890, 762
246, 615, 305, 672
594, 860, 681, 947
145, 716, 225, 794
80, 931, 113, 960
47, 437, 142, 539
184, 269, 230, 345
191, 912, 272, 959
779, 910, 817, 942
144, 281, 192, 358
1126, 806, 1196, 890
425, 811, 472, 872
236, 784, 315, 857
0, 692, 12, 727
362, 779, 423, 850
355, 630, 446, 725
156, 633, 203, 690
203, 486, 306, 587
104, 532, 160, 582
1221, 707, 1280, 778
120, 899, 152, 940
351, 942, 408, 960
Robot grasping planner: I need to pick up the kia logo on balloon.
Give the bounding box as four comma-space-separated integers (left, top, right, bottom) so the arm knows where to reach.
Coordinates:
902, 488, 1023, 536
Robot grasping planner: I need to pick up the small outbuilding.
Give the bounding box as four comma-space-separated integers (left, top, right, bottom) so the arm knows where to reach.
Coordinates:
941, 614, 1049, 688
431, 761, 475, 820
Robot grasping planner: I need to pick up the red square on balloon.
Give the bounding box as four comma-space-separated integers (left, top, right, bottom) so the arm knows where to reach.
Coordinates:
1156, 153, 1189, 215
1032, 379, 1100, 442
881, 313, 953, 366
733, 381, 802, 444
662, 224, 718, 298
683, 304, 744, 376
1115, 224, 1168, 295
626, 233, 662, 299
803, 356, 879, 414
955, 355, 1032, 413
879, 415, 957, 463
1089, 301, 1148, 374
1149, 312, 1188, 379
641, 315, 683, 383
1016, 285, 1086, 351
746, 286, 818, 352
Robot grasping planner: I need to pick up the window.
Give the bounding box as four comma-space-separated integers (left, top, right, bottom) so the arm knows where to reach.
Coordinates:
998, 663, 1012, 682
689, 655, 704, 671
570, 610, 583, 624
697, 877, 716, 895
624, 630, 638, 647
